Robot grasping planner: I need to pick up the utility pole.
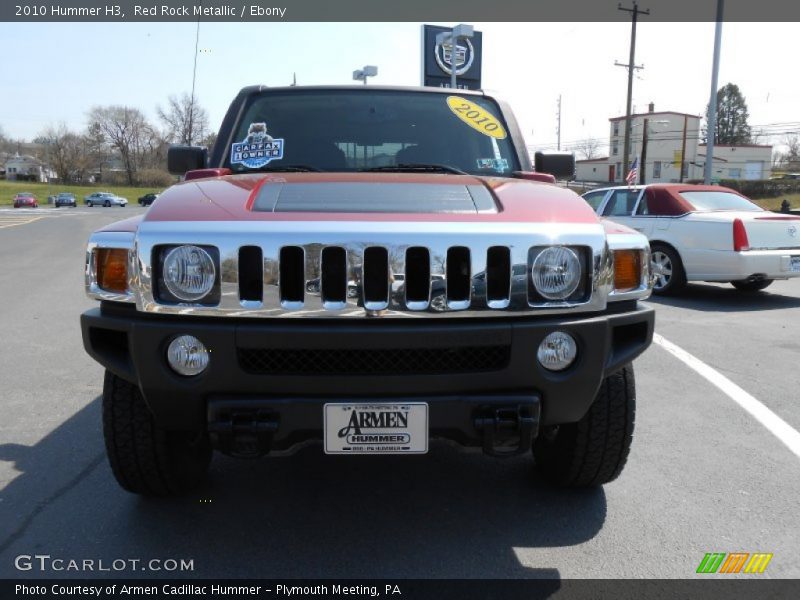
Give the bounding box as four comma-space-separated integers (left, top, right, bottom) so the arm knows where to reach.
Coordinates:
639, 118, 649, 185
616, 1, 649, 180
704, 0, 724, 184
189, 20, 200, 145
679, 115, 688, 182
556, 95, 562, 150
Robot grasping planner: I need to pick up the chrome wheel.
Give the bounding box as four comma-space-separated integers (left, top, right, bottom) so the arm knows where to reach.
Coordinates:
651, 250, 673, 291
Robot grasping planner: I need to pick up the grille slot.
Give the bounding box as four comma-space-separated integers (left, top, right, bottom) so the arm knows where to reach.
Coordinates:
486, 246, 512, 308
238, 345, 511, 375
404, 246, 430, 308
321, 246, 347, 308
279, 246, 304, 306
363, 246, 389, 309
446, 246, 471, 308
238, 246, 263, 302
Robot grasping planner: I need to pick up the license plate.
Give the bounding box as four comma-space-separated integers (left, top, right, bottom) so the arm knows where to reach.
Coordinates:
791, 256, 800, 272
324, 403, 428, 454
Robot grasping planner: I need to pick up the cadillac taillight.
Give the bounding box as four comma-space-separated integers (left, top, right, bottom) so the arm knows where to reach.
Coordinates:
733, 219, 750, 252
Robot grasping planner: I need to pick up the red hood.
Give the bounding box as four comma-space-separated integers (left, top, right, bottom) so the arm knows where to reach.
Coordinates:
143, 173, 599, 224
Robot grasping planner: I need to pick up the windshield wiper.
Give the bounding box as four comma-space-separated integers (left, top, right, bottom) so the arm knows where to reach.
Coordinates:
253, 165, 322, 172
363, 163, 468, 175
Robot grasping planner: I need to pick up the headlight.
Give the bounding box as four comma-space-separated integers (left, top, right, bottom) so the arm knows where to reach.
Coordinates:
531, 246, 581, 300
163, 245, 216, 301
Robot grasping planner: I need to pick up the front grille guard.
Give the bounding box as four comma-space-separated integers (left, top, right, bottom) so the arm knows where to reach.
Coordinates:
131, 221, 614, 318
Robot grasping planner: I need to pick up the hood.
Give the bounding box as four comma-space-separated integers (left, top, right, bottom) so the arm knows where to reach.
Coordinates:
144, 172, 599, 224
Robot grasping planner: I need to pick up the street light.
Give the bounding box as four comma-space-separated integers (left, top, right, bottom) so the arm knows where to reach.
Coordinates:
353, 65, 378, 85
436, 24, 474, 90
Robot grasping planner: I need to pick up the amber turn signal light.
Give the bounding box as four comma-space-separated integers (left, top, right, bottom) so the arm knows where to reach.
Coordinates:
96, 248, 128, 293
613, 250, 642, 292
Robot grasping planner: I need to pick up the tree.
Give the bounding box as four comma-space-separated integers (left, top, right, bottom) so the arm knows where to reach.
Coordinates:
87, 106, 153, 185
38, 124, 92, 183
157, 93, 210, 146
573, 137, 603, 160
704, 83, 752, 145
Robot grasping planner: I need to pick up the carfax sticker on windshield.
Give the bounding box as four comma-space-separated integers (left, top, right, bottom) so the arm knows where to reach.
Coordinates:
446, 96, 507, 140
477, 158, 509, 172
231, 122, 284, 168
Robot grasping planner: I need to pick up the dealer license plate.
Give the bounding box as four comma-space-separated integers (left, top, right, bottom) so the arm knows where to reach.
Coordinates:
791, 256, 800, 272
324, 403, 428, 454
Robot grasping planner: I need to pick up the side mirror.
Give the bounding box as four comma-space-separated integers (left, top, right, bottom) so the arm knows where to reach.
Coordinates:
167, 145, 208, 175
534, 151, 575, 180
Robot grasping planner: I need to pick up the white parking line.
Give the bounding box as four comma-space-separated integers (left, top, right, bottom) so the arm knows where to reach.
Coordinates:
653, 333, 800, 459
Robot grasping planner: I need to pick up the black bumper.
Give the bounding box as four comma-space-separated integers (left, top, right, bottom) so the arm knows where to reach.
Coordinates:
81, 303, 654, 449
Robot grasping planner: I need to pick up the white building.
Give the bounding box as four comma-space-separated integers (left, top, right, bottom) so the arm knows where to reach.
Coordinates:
4, 153, 54, 183
575, 104, 772, 184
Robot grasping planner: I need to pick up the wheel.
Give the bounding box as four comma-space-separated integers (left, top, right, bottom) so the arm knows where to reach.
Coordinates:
731, 279, 773, 292
87, 202, 93, 207
650, 244, 686, 295
534, 364, 636, 487
104, 200, 111, 207
102, 370, 212, 496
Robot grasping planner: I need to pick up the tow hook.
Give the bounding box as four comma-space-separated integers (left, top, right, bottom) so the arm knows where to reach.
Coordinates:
208, 401, 279, 458
474, 402, 540, 458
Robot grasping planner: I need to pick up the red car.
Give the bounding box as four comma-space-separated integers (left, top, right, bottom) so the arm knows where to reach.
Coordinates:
13, 192, 38, 208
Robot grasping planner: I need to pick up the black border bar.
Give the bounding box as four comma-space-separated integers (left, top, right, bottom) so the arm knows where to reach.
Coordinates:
2, 0, 800, 22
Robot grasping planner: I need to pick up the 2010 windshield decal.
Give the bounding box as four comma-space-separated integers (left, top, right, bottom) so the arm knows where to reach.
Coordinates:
231, 122, 284, 168
446, 97, 507, 140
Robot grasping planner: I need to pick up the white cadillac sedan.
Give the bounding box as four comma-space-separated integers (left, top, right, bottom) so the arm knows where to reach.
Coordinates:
582, 184, 800, 294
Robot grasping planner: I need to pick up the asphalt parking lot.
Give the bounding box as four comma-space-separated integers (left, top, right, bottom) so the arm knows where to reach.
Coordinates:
0, 205, 798, 579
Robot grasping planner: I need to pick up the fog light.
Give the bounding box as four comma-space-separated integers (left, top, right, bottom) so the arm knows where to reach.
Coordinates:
537, 331, 577, 371
166, 335, 209, 376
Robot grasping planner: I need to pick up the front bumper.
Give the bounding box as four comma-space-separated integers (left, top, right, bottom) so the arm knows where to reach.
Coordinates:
81, 303, 654, 450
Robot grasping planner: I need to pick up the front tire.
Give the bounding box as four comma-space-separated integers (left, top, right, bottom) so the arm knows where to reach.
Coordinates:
650, 244, 686, 295
731, 279, 773, 292
533, 364, 636, 487
102, 371, 212, 496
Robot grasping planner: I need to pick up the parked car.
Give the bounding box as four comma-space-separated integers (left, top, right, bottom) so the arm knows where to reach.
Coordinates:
81, 84, 655, 496
582, 184, 800, 294
55, 193, 77, 207
138, 193, 159, 206
13, 193, 38, 208
84, 192, 127, 207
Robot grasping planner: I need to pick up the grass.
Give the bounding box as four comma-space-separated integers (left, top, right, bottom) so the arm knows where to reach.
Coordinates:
750, 194, 800, 212
0, 180, 162, 206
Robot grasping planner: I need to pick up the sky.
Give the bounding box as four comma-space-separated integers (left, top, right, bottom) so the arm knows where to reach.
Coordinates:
0, 21, 797, 155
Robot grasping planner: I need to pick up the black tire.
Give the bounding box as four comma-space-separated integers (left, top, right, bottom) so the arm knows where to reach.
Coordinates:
650, 243, 686, 295
534, 364, 636, 487
102, 370, 212, 496
731, 279, 773, 292
104, 200, 110, 207
87, 202, 92, 207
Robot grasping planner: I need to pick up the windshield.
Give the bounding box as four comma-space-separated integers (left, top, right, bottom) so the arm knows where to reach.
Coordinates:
678, 190, 762, 212
226, 90, 520, 176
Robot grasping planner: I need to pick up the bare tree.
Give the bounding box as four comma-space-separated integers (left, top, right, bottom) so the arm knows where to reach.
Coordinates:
157, 93, 210, 146
573, 137, 603, 160
87, 106, 154, 185
784, 134, 800, 162
38, 123, 94, 183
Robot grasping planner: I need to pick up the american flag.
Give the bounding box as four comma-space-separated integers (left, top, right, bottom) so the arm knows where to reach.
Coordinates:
626, 157, 639, 186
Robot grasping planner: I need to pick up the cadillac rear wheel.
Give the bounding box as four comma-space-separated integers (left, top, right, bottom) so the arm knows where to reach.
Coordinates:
533, 364, 636, 487
650, 244, 686, 295
102, 371, 212, 496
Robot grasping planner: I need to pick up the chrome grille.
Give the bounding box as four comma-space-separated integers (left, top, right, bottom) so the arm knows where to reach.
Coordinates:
133, 221, 612, 318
